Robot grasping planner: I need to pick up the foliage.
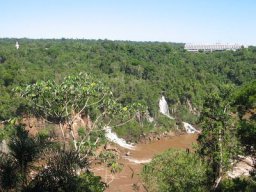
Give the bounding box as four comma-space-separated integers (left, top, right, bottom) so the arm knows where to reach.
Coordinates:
156, 115, 176, 132
0, 38, 255, 191
14, 73, 109, 124
26, 150, 106, 192
98, 151, 123, 173
15, 73, 144, 151
113, 119, 154, 142
0, 125, 106, 192
0, 153, 18, 191
75, 172, 107, 192
175, 105, 198, 124
233, 80, 256, 113
237, 120, 256, 154
142, 149, 208, 192
0, 122, 16, 141
197, 90, 239, 187
233, 81, 256, 154
99, 151, 118, 165
0, 125, 49, 191
217, 177, 256, 192
1, 39, 255, 132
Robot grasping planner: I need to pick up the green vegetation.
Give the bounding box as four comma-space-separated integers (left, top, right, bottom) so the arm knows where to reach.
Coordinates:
1, 39, 255, 122
218, 177, 256, 192
197, 88, 239, 187
142, 82, 256, 191
0, 125, 106, 192
142, 149, 208, 192
0, 38, 256, 191
233, 81, 256, 154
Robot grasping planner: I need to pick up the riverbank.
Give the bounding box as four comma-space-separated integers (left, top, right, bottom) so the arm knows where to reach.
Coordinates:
91, 133, 198, 192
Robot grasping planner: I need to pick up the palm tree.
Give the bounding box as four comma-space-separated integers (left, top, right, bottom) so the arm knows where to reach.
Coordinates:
0, 153, 18, 191
0, 125, 48, 191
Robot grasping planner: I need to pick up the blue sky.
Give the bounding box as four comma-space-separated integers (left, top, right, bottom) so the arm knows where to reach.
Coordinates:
1, 0, 256, 45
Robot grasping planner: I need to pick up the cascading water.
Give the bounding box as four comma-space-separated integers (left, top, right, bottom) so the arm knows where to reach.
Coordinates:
104, 126, 135, 150
183, 122, 200, 134
103, 96, 199, 151
159, 96, 175, 119
159, 96, 199, 134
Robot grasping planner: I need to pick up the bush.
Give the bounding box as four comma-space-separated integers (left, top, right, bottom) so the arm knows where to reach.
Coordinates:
218, 177, 256, 192
113, 119, 153, 142
142, 149, 208, 192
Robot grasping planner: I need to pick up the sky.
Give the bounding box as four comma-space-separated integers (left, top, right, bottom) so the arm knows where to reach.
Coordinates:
1, 0, 256, 45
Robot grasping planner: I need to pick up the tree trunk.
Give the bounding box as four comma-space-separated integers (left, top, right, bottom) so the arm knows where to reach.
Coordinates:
59, 123, 66, 149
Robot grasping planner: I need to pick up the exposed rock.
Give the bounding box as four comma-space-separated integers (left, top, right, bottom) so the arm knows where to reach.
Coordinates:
104, 143, 120, 153
227, 156, 255, 178
167, 131, 175, 137
186, 99, 199, 115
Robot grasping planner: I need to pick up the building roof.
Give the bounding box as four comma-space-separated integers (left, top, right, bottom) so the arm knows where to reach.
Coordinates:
184, 43, 246, 52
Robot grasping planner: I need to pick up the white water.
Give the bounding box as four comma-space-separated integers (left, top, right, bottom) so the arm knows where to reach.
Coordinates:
159, 96, 199, 134
124, 157, 152, 164
183, 122, 200, 134
159, 96, 175, 119
104, 126, 135, 150
103, 96, 199, 151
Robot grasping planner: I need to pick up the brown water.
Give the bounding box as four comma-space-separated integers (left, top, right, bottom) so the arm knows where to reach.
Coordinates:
92, 133, 198, 192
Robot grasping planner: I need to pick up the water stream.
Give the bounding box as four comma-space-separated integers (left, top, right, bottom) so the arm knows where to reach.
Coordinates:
159, 96, 199, 134
98, 96, 200, 191
93, 133, 198, 192
104, 96, 199, 150
183, 122, 200, 134
104, 126, 135, 150
159, 96, 175, 119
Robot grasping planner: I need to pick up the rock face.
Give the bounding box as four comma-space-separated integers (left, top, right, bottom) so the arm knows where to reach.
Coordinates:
227, 156, 255, 178
104, 143, 120, 153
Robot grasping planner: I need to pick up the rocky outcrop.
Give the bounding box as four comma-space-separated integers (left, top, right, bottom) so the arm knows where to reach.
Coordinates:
227, 155, 255, 178
138, 130, 180, 144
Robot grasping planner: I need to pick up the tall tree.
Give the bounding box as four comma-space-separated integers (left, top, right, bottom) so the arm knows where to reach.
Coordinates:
0, 125, 48, 191
15, 73, 142, 152
142, 149, 208, 192
233, 80, 256, 153
197, 88, 239, 189
26, 150, 106, 192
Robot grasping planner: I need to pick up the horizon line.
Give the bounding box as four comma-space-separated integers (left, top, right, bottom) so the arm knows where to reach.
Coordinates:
0, 36, 254, 46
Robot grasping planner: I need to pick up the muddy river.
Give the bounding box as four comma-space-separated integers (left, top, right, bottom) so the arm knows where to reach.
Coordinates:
92, 133, 198, 192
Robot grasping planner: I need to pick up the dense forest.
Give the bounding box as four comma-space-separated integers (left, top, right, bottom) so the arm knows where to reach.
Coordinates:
1, 39, 255, 119
0, 38, 255, 191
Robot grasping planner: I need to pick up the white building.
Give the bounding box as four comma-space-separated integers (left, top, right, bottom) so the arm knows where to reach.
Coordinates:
15, 41, 19, 50
184, 43, 246, 52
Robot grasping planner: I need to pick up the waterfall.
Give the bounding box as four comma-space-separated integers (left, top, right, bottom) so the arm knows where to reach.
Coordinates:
104, 126, 135, 150
183, 122, 200, 134
159, 96, 175, 119
159, 96, 200, 134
